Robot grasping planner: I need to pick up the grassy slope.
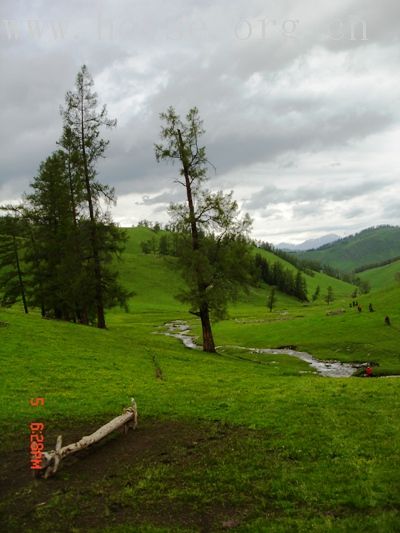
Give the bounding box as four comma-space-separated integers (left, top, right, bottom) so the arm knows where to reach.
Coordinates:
1, 227, 400, 532
118, 227, 185, 313
359, 258, 400, 291
296, 225, 400, 272
126, 227, 354, 304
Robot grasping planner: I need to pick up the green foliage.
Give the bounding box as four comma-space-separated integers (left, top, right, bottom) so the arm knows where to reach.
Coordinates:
255, 253, 308, 301
294, 270, 308, 302
325, 285, 334, 304
312, 284, 320, 302
140, 233, 178, 256
357, 278, 371, 294
20, 148, 131, 324
140, 236, 157, 255
175, 232, 254, 321
154, 107, 253, 350
158, 235, 169, 255
0, 66, 130, 326
267, 286, 277, 311
0, 215, 28, 311
60, 64, 117, 185
57, 64, 122, 328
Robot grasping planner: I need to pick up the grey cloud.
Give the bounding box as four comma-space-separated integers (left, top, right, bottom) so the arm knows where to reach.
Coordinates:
291, 202, 322, 218
343, 206, 367, 219
244, 179, 393, 210
136, 189, 185, 206
1, 0, 400, 240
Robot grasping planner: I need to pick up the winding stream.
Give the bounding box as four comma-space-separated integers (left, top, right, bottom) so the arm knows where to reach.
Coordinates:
160, 320, 362, 378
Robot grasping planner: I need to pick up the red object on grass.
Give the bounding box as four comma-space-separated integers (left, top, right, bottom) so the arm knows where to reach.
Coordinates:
365, 366, 373, 377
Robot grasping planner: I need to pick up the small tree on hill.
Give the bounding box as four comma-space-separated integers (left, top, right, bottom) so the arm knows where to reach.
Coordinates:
325, 286, 334, 305
267, 287, 277, 312
294, 271, 308, 301
312, 285, 320, 302
158, 235, 169, 255
357, 279, 371, 294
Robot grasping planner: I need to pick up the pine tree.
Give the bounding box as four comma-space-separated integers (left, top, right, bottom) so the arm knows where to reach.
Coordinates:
294, 271, 308, 302
325, 286, 334, 304
158, 235, 169, 255
267, 287, 277, 312
1, 67, 129, 324
312, 285, 320, 302
60, 64, 117, 329
155, 106, 252, 352
25, 150, 81, 320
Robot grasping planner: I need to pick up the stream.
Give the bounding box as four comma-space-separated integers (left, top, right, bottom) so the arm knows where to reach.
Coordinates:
160, 320, 362, 378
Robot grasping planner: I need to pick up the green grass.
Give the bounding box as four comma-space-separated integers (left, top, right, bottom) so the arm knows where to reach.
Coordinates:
1, 227, 400, 532
359, 259, 400, 291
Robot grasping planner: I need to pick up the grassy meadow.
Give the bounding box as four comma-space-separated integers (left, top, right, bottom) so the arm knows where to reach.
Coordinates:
1, 227, 399, 532
359, 259, 400, 292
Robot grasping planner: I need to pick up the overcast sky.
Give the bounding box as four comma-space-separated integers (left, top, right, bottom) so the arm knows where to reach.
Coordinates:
1, 0, 399, 244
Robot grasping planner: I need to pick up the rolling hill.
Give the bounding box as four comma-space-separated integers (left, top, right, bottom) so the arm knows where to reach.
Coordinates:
295, 225, 400, 272
122, 226, 355, 309
358, 258, 400, 292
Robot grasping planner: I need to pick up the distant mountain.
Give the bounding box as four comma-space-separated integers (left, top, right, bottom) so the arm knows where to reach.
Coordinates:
295, 225, 400, 272
277, 234, 340, 252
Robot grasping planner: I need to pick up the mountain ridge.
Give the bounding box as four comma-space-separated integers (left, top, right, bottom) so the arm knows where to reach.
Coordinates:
294, 225, 400, 272
277, 233, 340, 251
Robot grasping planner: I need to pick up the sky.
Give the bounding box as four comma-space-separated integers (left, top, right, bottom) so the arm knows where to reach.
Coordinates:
1, 0, 399, 244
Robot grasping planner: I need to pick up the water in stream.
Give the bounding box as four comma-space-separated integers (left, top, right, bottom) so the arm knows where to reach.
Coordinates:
161, 321, 361, 378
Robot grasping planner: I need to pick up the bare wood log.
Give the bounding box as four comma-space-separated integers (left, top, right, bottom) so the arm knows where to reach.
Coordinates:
36, 398, 138, 479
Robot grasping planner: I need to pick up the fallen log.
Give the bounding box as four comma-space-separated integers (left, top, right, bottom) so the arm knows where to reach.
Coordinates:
36, 398, 138, 479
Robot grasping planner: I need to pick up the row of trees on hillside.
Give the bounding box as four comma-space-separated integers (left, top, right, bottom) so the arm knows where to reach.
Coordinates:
258, 240, 371, 293
254, 253, 308, 301
0, 66, 130, 327
140, 234, 179, 256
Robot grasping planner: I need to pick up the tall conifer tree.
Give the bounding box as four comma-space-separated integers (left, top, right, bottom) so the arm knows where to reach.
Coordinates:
60, 65, 117, 329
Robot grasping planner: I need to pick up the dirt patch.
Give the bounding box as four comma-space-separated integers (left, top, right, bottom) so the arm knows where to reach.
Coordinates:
0, 418, 261, 532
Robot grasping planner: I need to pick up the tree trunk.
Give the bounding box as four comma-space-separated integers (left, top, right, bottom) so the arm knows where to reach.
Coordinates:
36, 399, 138, 478
177, 129, 216, 353
12, 235, 28, 314
80, 96, 106, 329
200, 302, 216, 352
83, 171, 106, 329
177, 129, 199, 250
24, 226, 45, 316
